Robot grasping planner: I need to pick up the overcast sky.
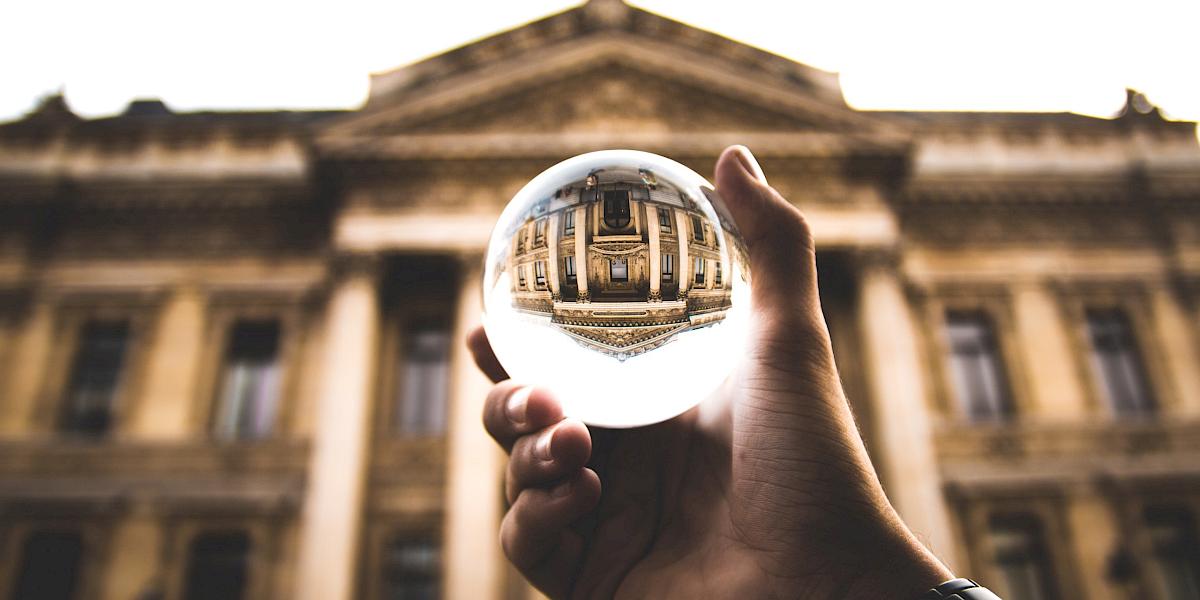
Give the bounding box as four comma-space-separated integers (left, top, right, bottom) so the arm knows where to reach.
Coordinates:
2, 0, 1197, 123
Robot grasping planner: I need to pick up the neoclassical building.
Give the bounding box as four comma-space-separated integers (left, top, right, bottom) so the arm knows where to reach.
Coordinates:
2, 1, 1200, 599
503, 165, 732, 358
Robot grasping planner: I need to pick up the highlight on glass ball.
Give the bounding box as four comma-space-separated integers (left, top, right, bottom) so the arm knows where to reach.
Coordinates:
482, 150, 751, 428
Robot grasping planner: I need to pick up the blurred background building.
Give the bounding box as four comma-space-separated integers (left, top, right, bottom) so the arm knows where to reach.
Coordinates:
2, 0, 1199, 598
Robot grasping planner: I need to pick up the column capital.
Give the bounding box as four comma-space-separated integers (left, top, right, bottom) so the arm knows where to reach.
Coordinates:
329, 252, 383, 283
851, 245, 902, 273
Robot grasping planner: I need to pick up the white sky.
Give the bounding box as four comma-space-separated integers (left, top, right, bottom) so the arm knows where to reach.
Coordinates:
2, 0, 1198, 123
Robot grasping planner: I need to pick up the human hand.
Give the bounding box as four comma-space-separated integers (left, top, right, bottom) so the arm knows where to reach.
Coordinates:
468, 145, 953, 599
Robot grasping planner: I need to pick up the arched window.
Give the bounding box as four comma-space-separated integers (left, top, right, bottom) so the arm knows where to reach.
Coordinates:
603, 191, 631, 229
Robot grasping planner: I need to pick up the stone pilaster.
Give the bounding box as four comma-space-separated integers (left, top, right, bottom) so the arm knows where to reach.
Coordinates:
126, 286, 205, 439
443, 254, 505, 600
295, 254, 380, 600
1012, 282, 1088, 420
857, 254, 957, 564
574, 206, 589, 302
647, 203, 661, 302
547, 214, 561, 302
1150, 284, 1200, 416
101, 510, 163, 600
675, 208, 690, 300
1, 297, 54, 436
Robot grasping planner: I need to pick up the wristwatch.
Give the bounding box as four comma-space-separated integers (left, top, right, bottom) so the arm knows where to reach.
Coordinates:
918, 578, 1002, 599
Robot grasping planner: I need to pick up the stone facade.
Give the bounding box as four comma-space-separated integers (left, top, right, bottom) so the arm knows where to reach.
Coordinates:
2, 1, 1199, 599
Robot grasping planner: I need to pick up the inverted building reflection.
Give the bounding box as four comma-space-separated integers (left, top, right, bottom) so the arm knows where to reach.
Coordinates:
504, 167, 732, 359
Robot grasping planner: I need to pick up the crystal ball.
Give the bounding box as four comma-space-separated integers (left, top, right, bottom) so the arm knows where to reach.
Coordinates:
482, 150, 751, 428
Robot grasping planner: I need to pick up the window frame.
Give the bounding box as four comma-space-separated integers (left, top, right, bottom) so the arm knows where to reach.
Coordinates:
943, 309, 1016, 423
693, 257, 706, 287
661, 253, 675, 283
0, 521, 108, 600
163, 520, 271, 600
657, 207, 673, 234
1083, 306, 1157, 417
563, 209, 575, 235
210, 319, 284, 442
691, 215, 705, 242
602, 190, 632, 229
564, 255, 576, 279
34, 294, 158, 436
1055, 285, 1171, 418
196, 295, 305, 443
610, 257, 629, 283
912, 286, 1031, 424
534, 260, 547, 290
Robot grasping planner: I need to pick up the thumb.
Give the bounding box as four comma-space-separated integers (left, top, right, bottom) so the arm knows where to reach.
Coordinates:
713, 145, 822, 335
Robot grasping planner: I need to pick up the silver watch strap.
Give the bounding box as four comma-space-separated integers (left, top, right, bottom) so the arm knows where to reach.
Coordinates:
918, 578, 1002, 600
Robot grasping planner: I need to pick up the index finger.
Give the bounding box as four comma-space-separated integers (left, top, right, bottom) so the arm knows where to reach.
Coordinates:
467, 325, 508, 383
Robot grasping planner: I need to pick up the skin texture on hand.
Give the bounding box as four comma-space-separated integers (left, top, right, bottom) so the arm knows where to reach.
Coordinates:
468, 145, 954, 600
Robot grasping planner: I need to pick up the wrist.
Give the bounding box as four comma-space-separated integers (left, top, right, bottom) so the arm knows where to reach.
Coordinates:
802, 516, 953, 600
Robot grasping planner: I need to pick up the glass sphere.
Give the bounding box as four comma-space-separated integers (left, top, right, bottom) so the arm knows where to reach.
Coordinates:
482, 150, 751, 428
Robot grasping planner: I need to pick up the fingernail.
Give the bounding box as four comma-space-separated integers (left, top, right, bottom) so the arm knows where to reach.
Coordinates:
534, 427, 555, 461
733, 145, 768, 184
551, 478, 573, 498
506, 387, 531, 425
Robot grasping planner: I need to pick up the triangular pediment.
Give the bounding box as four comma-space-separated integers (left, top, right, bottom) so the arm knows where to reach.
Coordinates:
324, 1, 897, 135
379, 60, 831, 135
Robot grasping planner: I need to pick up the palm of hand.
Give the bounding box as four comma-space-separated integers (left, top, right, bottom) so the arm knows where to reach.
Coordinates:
567, 410, 740, 599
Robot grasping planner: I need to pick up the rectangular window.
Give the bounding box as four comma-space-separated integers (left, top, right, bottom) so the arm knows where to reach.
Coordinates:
1086, 308, 1155, 416
610, 258, 628, 282
396, 323, 451, 436
603, 190, 631, 228
61, 320, 130, 435
563, 210, 575, 235
534, 219, 546, 246
213, 320, 281, 441
1145, 506, 1200, 600
715, 261, 723, 286
693, 257, 705, 286
661, 254, 674, 282
183, 531, 251, 600
691, 215, 705, 241
945, 311, 1013, 421
534, 260, 547, 289
564, 255, 576, 278
516, 230, 525, 253
11, 530, 84, 600
989, 514, 1058, 600
382, 536, 441, 600
658, 207, 672, 233
517, 265, 526, 289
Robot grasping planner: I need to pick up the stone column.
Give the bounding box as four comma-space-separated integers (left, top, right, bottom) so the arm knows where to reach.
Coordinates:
547, 214, 561, 301
127, 286, 205, 439
1151, 284, 1200, 416
1012, 282, 1088, 420
647, 204, 661, 302
675, 209, 690, 299
295, 255, 380, 600
574, 206, 589, 302
1, 297, 55, 436
857, 256, 956, 564
443, 255, 505, 600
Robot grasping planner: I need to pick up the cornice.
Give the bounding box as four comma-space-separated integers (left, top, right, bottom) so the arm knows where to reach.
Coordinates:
317, 131, 908, 162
